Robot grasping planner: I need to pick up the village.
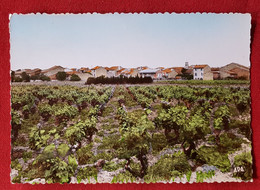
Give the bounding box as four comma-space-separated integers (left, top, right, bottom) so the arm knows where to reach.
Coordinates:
11, 62, 250, 83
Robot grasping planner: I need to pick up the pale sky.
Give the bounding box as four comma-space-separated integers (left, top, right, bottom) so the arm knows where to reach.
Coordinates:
10, 13, 251, 70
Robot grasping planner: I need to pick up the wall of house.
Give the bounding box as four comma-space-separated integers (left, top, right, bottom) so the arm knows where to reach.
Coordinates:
107, 71, 116, 78
77, 73, 92, 81
203, 66, 213, 80
229, 67, 250, 80
168, 70, 178, 79
130, 70, 139, 77
44, 68, 65, 76
219, 71, 230, 79
193, 68, 204, 80
95, 68, 107, 77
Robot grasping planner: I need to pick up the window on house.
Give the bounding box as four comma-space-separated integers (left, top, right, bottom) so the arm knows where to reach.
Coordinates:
201, 68, 202, 71
195, 73, 197, 76
201, 73, 203, 76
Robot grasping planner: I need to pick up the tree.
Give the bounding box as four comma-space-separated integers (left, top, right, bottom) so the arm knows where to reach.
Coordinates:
181, 113, 210, 158
155, 105, 188, 144
21, 72, 30, 82
39, 74, 51, 81
65, 117, 97, 148
180, 68, 193, 80
70, 74, 81, 81
11, 71, 15, 82
65, 123, 85, 149
56, 72, 67, 81
11, 109, 22, 142
117, 107, 154, 178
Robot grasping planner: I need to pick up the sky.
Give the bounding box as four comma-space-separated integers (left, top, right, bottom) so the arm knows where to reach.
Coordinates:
10, 13, 251, 70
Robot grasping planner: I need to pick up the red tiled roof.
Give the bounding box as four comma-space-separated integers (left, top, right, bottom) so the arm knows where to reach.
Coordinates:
162, 68, 172, 73
211, 67, 220, 71
66, 71, 80, 75
172, 67, 183, 74
91, 66, 101, 70
194, 65, 208, 69
42, 66, 64, 73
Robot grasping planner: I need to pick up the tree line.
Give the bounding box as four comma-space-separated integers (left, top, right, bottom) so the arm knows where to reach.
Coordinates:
86, 75, 153, 85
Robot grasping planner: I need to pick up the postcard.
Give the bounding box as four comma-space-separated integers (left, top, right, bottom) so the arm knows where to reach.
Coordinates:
10, 13, 252, 183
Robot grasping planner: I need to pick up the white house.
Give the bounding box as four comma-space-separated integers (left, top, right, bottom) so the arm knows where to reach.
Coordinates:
193, 65, 213, 80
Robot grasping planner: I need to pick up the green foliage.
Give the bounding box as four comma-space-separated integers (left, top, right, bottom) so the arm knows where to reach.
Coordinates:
54, 104, 78, 123
150, 133, 168, 155
196, 171, 215, 183
70, 74, 81, 81
233, 152, 252, 180
11, 159, 22, 171
117, 113, 154, 160
65, 124, 85, 146
56, 71, 67, 81
98, 134, 121, 150
230, 119, 251, 139
146, 152, 191, 180
21, 72, 30, 82
77, 166, 98, 182
156, 80, 250, 85
91, 151, 115, 163
65, 117, 97, 145
103, 161, 126, 172
44, 157, 74, 183
22, 151, 32, 162
102, 106, 114, 117
57, 144, 70, 157
111, 170, 136, 183
14, 76, 23, 82
29, 127, 50, 150
38, 103, 53, 121
196, 146, 231, 173
76, 144, 94, 165
214, 105, 230, 130
218, 133, 244, 153
68, 155, 78, 171
37, 144, 56, 162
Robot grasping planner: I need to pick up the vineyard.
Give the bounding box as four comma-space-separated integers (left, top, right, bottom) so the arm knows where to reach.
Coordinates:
11, 84, 252, 183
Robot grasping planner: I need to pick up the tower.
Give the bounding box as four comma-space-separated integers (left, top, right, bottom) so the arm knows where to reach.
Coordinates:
185, 62, 189, 69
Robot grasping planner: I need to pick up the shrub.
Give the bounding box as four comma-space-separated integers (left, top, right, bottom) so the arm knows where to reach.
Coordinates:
85, 75, 153, 85
77, 166, 98, 183
57, 144, 70, 157
233, 152, 252, 180
21, 72, 30, 82
70, 74, 81, 81
14, 77, 23, 82
44, 157, 74, 183
196, 146, 231, 173
218, 133, 244, 153
76, 144, 94, 165
39, 74, 51, 81
56, 72, 67, 81
145, 152, 191, 180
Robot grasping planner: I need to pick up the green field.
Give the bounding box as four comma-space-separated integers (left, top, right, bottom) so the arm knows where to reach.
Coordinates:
155, 80, 250, 85
11, 84, 252, 183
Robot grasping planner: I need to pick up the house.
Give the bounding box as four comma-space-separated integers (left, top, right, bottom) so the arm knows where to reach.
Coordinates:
106, 66, 122, 78
137, 66, 148, 71
162, 68, 178, 79
219, 63, 250, 80
42, 66, 65, 77
91, 66, 107, 77
139, 69, 163, 79
127, 68, 139, 77
79, 67, 92, 74
211, 67, 221, 80
193, 65, 213, 80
